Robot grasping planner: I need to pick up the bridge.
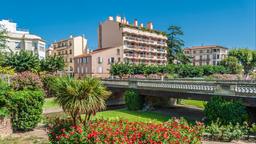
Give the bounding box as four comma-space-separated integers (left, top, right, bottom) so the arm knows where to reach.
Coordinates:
102, 79, 256, 107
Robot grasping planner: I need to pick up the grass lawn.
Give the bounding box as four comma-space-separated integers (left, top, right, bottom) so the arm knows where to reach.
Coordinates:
94, 109, 171, 123
43, 97, 60, 109
180, 99, 206, 109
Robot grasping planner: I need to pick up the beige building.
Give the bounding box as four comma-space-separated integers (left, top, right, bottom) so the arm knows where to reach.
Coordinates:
74, 16, 168, 78
184, 45, 228, 66
98, 16, 168, 65
47, 35, 87, 75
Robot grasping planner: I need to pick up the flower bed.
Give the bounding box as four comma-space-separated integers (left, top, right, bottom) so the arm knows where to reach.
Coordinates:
48, 118, 204, 144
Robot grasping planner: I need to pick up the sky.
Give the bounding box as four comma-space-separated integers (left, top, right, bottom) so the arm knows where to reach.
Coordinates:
0, 0, 255, 50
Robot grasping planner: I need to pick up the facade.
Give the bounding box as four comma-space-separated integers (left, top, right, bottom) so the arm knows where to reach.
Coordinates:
184, 45, 228, 66
98, 16, 168, 65
74, 46, 123, 78
74, 16, 168, 78
47, 35, 87, 75
0, 20, 46, 59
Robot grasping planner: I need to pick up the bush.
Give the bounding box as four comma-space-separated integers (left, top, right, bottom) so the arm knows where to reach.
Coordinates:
124, 90, 143, 110
205, 119, 249, 141
41, 74, 58, 97
175, 64, 204, 78
48, 118, 204, 144
204, 97, 248, 125
9, 90, 44, 131
0, 80, 11, 117
11, 71, 43, 90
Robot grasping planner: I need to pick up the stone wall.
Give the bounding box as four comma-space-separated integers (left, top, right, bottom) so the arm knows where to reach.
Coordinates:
0, 117, 12, 137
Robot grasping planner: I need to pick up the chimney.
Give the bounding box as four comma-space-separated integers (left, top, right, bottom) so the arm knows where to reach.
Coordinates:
123, 17, 127, 24
147, 22, 153, 30
116, 16, 121, 23
134, 19, 138, 27
140, 23, 144, 28
108, 16, 114, 21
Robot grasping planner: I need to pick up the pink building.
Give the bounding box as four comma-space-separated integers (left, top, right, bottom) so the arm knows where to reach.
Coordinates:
74, 16, 168, 78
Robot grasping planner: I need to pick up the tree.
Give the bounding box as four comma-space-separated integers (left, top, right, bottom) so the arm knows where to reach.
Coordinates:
167, 26, 186, 64
175, 52, 191, 64
228, 49, 256, 76
0, 27, 7, 50
54, 77, 111, 126
40, 55, 65, 73
220, 56, 243, 74
2, 50, 40, 72
0, 28, 7, 65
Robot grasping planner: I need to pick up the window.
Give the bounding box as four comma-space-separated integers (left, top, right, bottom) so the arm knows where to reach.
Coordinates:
98, 57, 103, 64
70, 58, 72, 63
58, 51, 61, 55
83, 58, 87, 64
118, 57, 121, 62
85, 67, 88, 73
200, 50, 203, 53
81, 67, 84, 73
98, 66, 103, 73
65, 50, 67, 54
108, 57, 115, 64
193, 51, 196, 54
69, 50, 72, 54
77, 67, 80, 73
70, 66, 73, 71
15, 42, 21, 49
217, 54, 220, 59
117, 49, 120, 55
213, 61, 216, 65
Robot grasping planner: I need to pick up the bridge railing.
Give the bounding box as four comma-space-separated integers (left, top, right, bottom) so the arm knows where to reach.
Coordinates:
102, 79, 256, 97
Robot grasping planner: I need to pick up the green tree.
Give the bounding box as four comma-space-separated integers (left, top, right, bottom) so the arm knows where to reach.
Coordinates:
40, 55, 65, 73
0, 27, 7, 50
54, 77, 111, 126
228, 49, 256, 76
220, 56, 243, 74
0, 28, 7, 65
2, 50, 40, 72
167, 26, 187, 64
110, 63, 131, 78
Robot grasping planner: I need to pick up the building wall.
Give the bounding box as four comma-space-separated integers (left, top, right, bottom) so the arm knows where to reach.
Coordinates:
50, 36, 87, 74
1, 20, 46, 59
98, 20, 123, 48
74, 55, 92, 78
91, 46, 123, 78
184, 46, 228, 66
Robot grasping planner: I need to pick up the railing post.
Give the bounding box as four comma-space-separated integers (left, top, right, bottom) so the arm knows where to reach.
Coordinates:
128, 79, 138, 89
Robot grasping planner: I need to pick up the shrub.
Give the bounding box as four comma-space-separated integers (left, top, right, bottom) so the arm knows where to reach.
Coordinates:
48, 118, 204, 144
205, 119, 249, 141
11, 71, 43, 90
41, 74, 58, 97
0, 80, 11, 117
124, 90, 143, 110
204, 97, 248, 125
175, 64, 204, 78
9, 90, 44, 131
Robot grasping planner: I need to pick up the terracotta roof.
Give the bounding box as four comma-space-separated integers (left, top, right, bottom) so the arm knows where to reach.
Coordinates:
184, 45, 228, 50
74, 53, 91, 58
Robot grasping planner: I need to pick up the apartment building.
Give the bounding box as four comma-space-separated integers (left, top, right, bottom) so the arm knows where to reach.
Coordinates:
74, 16, 168, 78
0, 20, 46, 59
184, 45, 228, 66
47, 35, 87, 75
98, 16, 168, 65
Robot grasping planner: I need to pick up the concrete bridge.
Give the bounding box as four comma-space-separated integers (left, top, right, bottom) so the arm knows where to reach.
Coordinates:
102, 79, 256, 107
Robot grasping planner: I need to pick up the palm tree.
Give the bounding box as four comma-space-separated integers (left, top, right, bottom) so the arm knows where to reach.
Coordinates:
54, 77, 111, 125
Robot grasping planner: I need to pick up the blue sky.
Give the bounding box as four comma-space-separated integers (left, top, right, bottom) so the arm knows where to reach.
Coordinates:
0, 0, 255, 50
